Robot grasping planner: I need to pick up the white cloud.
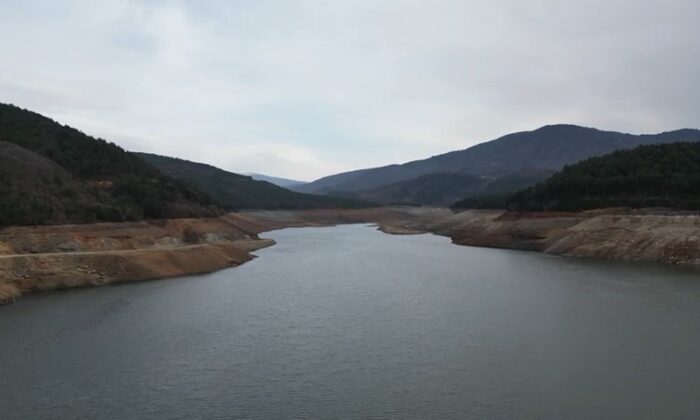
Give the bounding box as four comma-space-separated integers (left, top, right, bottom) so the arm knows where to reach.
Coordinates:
0, 0, 698, 179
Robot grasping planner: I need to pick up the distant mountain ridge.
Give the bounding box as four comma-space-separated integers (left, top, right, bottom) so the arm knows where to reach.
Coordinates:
138, 153, 372, 211
5, 101, 699, 218
245, 173, 308, 189
298, 125, 700, 203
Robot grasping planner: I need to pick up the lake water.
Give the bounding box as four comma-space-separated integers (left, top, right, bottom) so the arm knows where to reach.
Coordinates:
1, 225, 699, 419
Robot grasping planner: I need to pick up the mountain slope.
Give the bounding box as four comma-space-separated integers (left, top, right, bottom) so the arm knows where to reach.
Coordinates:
355, 169, 554, 206
137, 153, 372, 210
455, 142, 700, 211
246, 173, 308, 189
298, 125, 700, 195
0, 103, 219, 226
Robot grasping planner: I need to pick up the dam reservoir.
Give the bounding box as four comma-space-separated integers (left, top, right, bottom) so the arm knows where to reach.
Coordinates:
1, 224, 699, 419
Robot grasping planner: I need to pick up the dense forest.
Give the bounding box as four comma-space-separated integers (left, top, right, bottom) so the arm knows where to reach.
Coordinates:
0, 103, 220, 226
137, 153, 373, 210
0, 140, 120, 225
453, 142, 700, 211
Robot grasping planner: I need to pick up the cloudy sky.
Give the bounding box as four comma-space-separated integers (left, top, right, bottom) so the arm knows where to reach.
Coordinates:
1, 0, 698, 180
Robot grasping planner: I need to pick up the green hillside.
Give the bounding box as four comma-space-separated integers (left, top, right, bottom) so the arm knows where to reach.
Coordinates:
0, 141, 121, 225
0, 103, 219, 226
455, 142, 700, 211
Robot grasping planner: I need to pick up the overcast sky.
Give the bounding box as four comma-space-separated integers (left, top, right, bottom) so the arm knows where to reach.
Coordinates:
1, 0, 698, 180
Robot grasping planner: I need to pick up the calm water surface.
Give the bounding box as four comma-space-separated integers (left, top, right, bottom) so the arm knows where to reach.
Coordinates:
1, 225, 699, 419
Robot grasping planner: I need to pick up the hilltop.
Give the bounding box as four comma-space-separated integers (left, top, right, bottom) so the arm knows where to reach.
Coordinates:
0, 103, 218, 226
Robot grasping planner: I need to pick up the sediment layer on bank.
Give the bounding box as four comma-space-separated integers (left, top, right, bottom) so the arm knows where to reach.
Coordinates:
243, 206, 700, 266
0, 207, 436, 304
0, 214, 275, 304
379, 208, 700, 266
3, 206, 699, 305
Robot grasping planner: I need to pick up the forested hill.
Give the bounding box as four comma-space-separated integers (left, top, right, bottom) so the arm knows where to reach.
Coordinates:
136, 153, 373, 210
0, 103, 220, 226
458, 142, 700, 211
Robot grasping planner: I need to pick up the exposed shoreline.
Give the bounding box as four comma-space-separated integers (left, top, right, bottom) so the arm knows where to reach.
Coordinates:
378, 208, 700, 266
0, 214, 271, 305
0, 208, 412, 305
2, 206, 700, 305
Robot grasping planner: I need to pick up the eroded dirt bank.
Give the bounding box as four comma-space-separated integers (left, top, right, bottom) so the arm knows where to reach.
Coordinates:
376, 208, 700, 266
0, 208, 419, 304
243, 206, 700, 266
3, 206, 699, 304
0, 214, 275, 304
